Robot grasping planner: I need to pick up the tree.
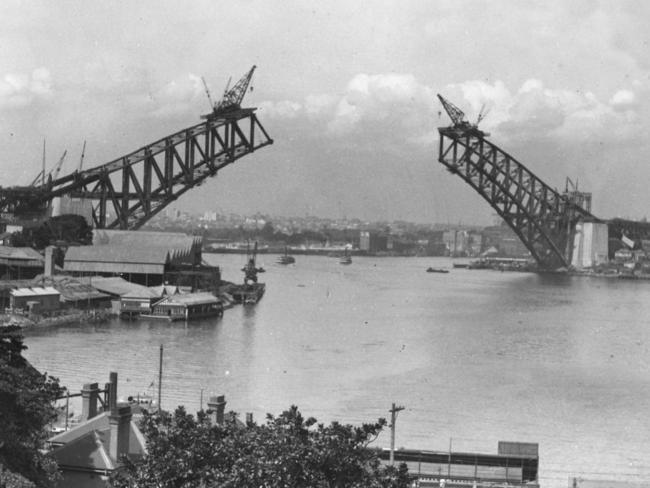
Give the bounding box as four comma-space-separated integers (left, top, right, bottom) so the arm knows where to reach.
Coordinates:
8, 214, 93, 250
110, 405, 410, 488
0, 326, 64, 487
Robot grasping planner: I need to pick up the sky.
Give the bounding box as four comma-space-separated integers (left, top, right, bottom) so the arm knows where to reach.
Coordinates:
1, 0, 649, 226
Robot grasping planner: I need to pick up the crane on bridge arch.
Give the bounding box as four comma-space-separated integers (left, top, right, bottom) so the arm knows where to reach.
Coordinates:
436, 94, 597, 270
0, 66, 273, 231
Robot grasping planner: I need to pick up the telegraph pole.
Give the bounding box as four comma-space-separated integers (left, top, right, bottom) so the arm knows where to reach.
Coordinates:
389, 403, 405, 466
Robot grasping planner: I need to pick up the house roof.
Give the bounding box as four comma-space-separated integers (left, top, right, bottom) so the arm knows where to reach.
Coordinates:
30, 275, 111, 302
10, 286, 60, 297
49, 410, 147, 471
91, 276, 160, 298
0, 246, 44, 267
157, 292, 220, 306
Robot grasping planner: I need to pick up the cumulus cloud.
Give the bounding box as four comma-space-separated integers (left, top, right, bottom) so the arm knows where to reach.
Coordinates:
0, 68, 52, 108
609, 89, 635, 108
148, 73, 204, 119
442, 79, 643, 143
327, 73, 435, 143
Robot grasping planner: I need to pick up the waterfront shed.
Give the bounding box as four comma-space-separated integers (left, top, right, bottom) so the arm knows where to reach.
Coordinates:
0, 246, 45, 280
10, 286, 60, 313
149, 292, 223, 321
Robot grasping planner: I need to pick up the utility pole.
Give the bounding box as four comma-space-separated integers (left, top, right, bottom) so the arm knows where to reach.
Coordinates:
389, 403, 405, 466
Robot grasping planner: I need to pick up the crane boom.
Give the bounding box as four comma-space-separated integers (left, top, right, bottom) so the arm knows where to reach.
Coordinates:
212, 65, 256, 115
437, 94, 469, 127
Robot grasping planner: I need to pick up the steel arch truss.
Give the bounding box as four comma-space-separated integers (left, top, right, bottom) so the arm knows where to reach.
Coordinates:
42, 110, 273, 230
438, 127, 593, 269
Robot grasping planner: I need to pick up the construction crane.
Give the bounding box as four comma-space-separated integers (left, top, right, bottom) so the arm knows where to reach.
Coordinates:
0, 66, 273, 230
203, 65, 256, 119
30, 150, 67, 187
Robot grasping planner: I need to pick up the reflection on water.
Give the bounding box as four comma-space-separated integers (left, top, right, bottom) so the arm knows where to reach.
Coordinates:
22, 255, 650, 487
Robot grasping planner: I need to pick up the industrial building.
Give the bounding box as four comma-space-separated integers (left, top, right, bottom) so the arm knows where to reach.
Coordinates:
63, 230, 220, 290
0, 246, 46, 280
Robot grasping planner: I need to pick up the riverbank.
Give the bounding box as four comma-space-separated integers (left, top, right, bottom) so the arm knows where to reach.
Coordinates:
2, 309, 114, 329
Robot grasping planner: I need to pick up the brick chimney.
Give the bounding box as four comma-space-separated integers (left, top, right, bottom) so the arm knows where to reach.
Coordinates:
108, 405, 132, 464
108, 372, 118, 413
81, 382, 100, 421
44, 246, 55, 277
207, 395, 226, 425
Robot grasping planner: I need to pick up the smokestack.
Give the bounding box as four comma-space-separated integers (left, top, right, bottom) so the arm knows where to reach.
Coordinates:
81, 382, 99, 421
44, 246, 55, 278
207, 395, 226, 425
108, 372, 118, 413
245, 412, 253, 425
108, 405, 132, 464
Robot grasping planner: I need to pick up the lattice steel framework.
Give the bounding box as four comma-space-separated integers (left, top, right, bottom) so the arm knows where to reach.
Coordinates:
438, 123, 594, 269
0, 109, 272, 230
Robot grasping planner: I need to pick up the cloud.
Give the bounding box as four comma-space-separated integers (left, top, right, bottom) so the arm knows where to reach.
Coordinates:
258, 100, 303, 119
0, 68, 52, 108
147, 73, 205, 119
443, 78, 645, 143
609, 89, 635, 108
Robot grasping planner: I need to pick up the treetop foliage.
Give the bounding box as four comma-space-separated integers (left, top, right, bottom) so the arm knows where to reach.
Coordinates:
110, 405, 410, 488
0, 326, 64, 487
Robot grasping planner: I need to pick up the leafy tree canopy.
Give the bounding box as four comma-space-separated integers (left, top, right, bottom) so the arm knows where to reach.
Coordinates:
0, 326, 64, 487
111, 405, 410, 488
9, 214, 93, 250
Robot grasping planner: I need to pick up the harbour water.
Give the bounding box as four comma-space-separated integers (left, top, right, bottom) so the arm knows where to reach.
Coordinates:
23, 254, 650, 487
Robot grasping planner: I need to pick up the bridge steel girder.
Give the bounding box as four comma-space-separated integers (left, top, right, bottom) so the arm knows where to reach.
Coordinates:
36, 110, 273, 230
438, 127, 594, 270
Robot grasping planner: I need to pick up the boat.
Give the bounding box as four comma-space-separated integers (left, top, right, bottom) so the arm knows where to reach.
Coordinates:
452, 263, 469, 269
231, 282, 266, 305
339, 247, 352, 265
426, 267, 449, 273
234, 241, 265, 305
277, 246, 295, 265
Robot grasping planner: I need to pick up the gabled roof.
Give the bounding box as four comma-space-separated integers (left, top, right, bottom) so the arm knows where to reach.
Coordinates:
49, 410, 147, 471
0, 246, 44, 267
93, 229, 202, 264
30, 275, 110, 302
157, 291, 220, 306
91, 276, 160, 298
10, 286, 60, 297
0, 246, 44, 261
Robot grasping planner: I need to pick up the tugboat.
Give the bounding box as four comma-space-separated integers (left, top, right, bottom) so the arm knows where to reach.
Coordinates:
339, 247, 352, 265
277, 246, 295, 265
232, 241, 266, 305
426, 267, 449, 273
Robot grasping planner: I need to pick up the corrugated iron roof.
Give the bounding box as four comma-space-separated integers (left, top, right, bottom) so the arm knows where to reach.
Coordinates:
0, 246, 44, 260
11, 286, 60, 297
65, 245, 170, 264
29, 275, 110, 302
93, 230, 201, 264
64, 246, 169, 275
157, 292, 219, 306
90, 277, 160, 298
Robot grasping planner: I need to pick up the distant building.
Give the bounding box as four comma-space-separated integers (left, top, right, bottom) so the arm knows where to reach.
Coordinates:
359, 231, 389, 253
482, 224, 529, 257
